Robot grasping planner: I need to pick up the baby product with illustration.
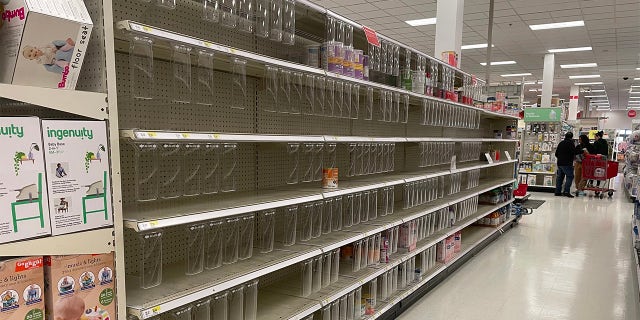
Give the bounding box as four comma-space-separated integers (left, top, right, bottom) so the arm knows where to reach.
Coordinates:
44, 254, 115, 320
0, 256, 46, 320
42, 120, 112, 236
0, 0, 92, 89
0, 116, 51, 244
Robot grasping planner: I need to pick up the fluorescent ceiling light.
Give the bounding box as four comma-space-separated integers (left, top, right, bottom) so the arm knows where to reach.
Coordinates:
537, 94, 559, 97
405, 18, 437, 26
517, 81, 542, 85
548, 47, 592, 53
589, 90, 606, 92
635, 78, 640, 81
480, 61, 516, 66
591, 100, 609, 103
461, 43, 494, 50
560, 63, 598, 69
501, 73, 532, 77
574, 82, 603, 85
629, 97, 640, 100
530, 20, 584, 30
585, 95, 607, 98
637, 67, 640, 70
528, 89, 540, 92
569, 75, 600, 79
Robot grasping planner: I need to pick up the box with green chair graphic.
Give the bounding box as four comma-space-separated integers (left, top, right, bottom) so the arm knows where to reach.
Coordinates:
41, 120, 113, 235
0, 116, 51, 244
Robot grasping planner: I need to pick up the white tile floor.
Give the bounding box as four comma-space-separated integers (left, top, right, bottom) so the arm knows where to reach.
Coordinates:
398, 179, 640, 320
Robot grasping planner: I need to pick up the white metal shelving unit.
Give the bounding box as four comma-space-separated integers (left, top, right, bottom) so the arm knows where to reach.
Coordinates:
0, 0, 521, 320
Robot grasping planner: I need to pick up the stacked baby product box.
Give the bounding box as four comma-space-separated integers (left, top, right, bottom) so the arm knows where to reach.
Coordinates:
0, 116, 51, 244
0, 256, 45, 320
44, 254, 115, 320
0, 0, 93, 89
41, 120, 113, 235
436, 236, 456, 264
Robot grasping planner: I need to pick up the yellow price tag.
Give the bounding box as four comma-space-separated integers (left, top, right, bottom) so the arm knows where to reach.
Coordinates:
148, 132, 157, 137
149, 221, 159, 227
152, 306, 161, 313
204, 42, 213, 47
182, 133, 190, 138
143, 26, 152, 32
213, 134, 220, 139
229, 48, 237, 54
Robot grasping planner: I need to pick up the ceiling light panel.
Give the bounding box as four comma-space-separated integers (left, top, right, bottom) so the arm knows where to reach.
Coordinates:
405, 18, 437, 26
461, 43, 494, 50
501, 73, 532, 77
574, 82, 603, 85
529, 20, 584, 30
584, 95, 607, 98
569, 75, 601, 79
480, 61, 517, 66
560, 63, 598, 69
548, 47, 592, 53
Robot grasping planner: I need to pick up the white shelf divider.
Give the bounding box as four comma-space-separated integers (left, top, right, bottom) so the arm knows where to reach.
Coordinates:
0, 83, 108, 120
1, 227, 114, 256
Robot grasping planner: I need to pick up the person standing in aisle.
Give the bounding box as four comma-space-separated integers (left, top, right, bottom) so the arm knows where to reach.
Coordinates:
574, 134, 594, 196
590, 131, 609, 187
554, 132, 580, 197
593, 131, 609, 158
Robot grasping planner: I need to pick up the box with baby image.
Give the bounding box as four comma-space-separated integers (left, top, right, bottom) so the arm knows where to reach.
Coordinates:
0, 116, 51, 244
41, 120, 112, 236
0, 0, 92, 89
44, 254, 115, 320
0, 256, 45, 320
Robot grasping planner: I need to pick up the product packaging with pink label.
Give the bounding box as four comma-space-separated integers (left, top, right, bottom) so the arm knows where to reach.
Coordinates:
0, 0, 93, 89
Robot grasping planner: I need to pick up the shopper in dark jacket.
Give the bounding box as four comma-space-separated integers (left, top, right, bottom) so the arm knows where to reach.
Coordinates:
554, 132, 583, 197
593, 131, 608, 157
574, 134, 594, 195
591, 131, 609, 187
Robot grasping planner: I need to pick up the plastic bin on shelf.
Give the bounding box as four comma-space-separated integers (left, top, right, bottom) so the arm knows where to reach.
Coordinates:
244, 279, 259, 320
228, 285, 244, 320
238, 214, 255, 260
192, 298, 210, 320
185, 223, 206, 275
139, 230, 163, 289
205, 219, 224, 270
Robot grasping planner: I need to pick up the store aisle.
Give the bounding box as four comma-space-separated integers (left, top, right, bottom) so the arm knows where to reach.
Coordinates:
398, 181, 640, 320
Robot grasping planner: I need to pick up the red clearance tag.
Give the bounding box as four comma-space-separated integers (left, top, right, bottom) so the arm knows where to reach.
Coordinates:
362, 26, 380, 47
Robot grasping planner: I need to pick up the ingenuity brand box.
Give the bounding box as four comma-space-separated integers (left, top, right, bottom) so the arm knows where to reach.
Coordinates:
0, 116, 51, 244
42, 120, 112, 236
44, 254, 115, 320
0, 256, 45, 320
0, 0, 93, 89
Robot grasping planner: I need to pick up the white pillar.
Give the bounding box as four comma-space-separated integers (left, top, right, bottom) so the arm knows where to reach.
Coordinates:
568, 85, 579, 120
541, 53, 555, 108
435, 0, 464, 66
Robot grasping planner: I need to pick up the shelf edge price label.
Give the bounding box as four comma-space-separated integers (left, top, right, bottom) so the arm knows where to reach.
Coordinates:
504, 151, 512, 161
484, 152, 494, 164
142, 305, 161, 319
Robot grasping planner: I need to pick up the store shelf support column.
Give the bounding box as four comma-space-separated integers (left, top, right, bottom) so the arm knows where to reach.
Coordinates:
102, 0, 127, 319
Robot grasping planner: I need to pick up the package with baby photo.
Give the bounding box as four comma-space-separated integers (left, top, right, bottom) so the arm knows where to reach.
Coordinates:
0, 0, 92, 89
44, 254, 115, 320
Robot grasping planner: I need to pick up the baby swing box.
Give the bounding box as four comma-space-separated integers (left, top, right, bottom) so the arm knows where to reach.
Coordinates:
0, 0, 92, 89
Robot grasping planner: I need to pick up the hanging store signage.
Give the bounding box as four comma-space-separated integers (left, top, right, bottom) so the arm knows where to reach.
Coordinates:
362, 26, 381, 47
629, 110, 637, 118
523, 107, 561, 122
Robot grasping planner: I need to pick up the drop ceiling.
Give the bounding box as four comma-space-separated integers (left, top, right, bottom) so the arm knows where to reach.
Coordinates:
310, 0, 640, 110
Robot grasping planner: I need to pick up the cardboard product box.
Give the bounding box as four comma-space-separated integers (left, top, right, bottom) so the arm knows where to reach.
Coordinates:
437, 237, 456, 264
398, 222, 417, 253
44, 254, 115, 320
0, 0, 92, 89
0, 256, 45, 320
0, 116, 51, 244
453, 231, 462, 253
41, 120, 112, 236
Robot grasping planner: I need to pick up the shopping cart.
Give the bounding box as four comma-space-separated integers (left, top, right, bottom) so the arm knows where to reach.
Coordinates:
582, 154, 618, 199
